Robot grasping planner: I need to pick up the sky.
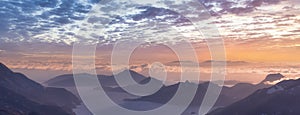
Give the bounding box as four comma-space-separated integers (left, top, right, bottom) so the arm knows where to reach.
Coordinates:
0, 0, 299, 84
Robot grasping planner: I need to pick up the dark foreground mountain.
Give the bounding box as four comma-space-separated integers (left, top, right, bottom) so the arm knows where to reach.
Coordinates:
208, 78, 300, 115
0, 85, 68, 115
0, 63, 80, 114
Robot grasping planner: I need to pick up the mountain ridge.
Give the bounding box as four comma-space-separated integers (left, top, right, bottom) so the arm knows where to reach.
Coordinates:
208, 78, 300, 115
0, 62, 80, 115
45, 69, 148, 88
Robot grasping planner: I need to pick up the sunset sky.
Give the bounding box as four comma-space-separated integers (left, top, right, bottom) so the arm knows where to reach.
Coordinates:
0, 0, 299, 84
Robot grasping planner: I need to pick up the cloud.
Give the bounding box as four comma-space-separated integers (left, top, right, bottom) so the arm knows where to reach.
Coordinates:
199, 0, 282, 15
264, 76, 300, 85
165, 60, 250, 67
289, 29, 300, 33
0, 0, 94, 43
0, 50, 5, 55
0, 0, 290, 45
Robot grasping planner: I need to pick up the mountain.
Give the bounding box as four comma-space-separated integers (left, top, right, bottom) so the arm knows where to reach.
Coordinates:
0, 85, 69, 115
105, 76, 163, 93
208, 78, 300, 115
45, 69, 147, 88
0, 63, 80, 114
45, 68, 286, 114
45, 73, 98, 87
201, 60, 249, 66
44, 69, 149, 102
127, 81, 234, 106
128, 74, 284, 112
261, 73, 285, 83
221, 73, 285, 102
165, 60, 249, 67
138, 77, 163, 85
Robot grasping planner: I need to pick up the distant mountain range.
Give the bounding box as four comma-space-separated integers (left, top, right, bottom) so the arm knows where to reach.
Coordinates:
44, 69, 149, 106
4, 61, 296, 115
0, 63, 80, 115
125, 73, 283, 106
165, 60, 250, 67
45, 68, 289, 115
45, 69, 147, 88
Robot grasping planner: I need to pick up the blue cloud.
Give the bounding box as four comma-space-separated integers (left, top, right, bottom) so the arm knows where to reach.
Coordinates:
0, 0, 93, 42
0, 0, 284, 45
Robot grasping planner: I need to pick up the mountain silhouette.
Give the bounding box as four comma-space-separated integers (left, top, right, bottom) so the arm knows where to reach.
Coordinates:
128, 73, 284, 114
0, 63, 80, 114
208, 77, 300, 115
45, 69, 286, 114
0, 84, 69, 115
44, 69, 149, 102
261, 73, 284, 83
220, 73, 285, 103
45, 69, 147, 88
